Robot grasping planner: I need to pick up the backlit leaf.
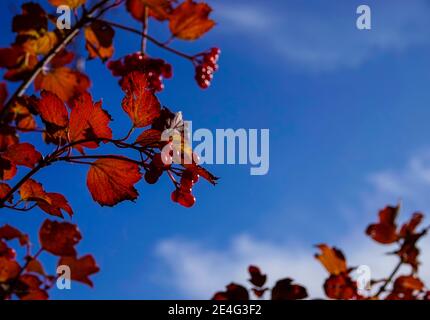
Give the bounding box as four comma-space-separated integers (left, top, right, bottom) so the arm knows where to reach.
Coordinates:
39, 219, 81, 256
169, 0, 215, 40
315, 244, 347, 275
86, 158, 142, 206
121, 72, 161, 128
58, 255, 100, 287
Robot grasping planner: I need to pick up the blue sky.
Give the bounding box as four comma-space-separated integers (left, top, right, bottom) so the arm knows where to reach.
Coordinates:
2, 0, 430, 299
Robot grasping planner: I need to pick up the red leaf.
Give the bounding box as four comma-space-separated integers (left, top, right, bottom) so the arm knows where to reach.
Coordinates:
3, 143, 41, 168
86, 158, 142, 206
212, 283, 249, 300
0, 224, 29, 246
39, 220, 81, 256
0, 256, 20, 282
323, 273, 358, 300
69, 92, 112, 153
248, 265, 267, 288
271, 278, 308, 300
121, 71, 161, 128
37, 91, 69, 128
366, 205, 399, 244
0, 183, 12, 203
58, 255, 100, 287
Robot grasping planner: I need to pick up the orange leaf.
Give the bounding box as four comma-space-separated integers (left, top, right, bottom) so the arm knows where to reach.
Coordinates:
126, 0, 173, 22
169, 0, 215, 40
69, 92, 112, 153
0, 256, 20, 282
84, 21, 115, 61
20, 179, 73, 218
0, 183, 12, 203
0, 156, 17, 180
39, 219, 81, 256
58, 255, 100, 287
121, 72, 161, 128
3, 143, 41, 168
366, 205, 399, 244
315, 244, 347, 275
87, 158, 142, 206
35, 66, 90, 103
49, 0, 86, 9
23, 32, 58, 56
37, 90, 69, 128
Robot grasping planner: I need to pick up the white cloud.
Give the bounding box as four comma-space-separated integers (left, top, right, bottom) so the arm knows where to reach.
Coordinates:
214, 0, 430, 71
155, 150, 430, 299
156, 233, 430, 299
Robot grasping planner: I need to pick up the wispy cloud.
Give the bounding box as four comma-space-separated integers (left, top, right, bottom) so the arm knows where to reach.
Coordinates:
156, 233, 430, 299
214, 0, 430, 71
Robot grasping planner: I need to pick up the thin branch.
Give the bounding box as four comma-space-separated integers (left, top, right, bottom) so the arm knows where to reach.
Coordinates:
99, 19, 195, 61
375, 260, 403, 298
141, 6, 149, 54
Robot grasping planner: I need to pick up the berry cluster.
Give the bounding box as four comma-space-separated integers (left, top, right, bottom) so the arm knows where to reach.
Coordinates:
144, 152, 171, 185
108, 52, 172, 92
171, 170, 199, 208
194, 47, 221, 89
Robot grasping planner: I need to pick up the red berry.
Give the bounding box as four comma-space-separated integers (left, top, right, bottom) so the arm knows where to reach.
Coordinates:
171, 189, 196, 208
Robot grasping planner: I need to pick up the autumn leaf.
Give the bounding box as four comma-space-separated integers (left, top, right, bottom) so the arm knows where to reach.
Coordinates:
35, 66, 90, 104
12, 3, 47, 36
84, 21, 115, 61
49, 0, 87, 9
271, 278, 308, 300
58, 255, 100, 287
0, 256, 20, 282
324, 274, 358, 300
126, 0, 173, 22
0, 126, 18, 152
3, 143, 41, 168
39, 219, 81, 256
86, 158, 142, 206
37, 90, 69, 127
69, 92, 112, 153
121, 71, 161, 128
0, 47, 38, 82
315, 244, 347, 275
169, 0, 215, 40
0, 156, 17, 180
366, 205, 399, 244
20, 179, 73, 218
135, 129, 162, 147
248, 265, 267, 288
0, 224, 29, 246
22, 32, 58, 56
212, 283, 249, 300
16, 274, 49, 300
0, 183, 12, 203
